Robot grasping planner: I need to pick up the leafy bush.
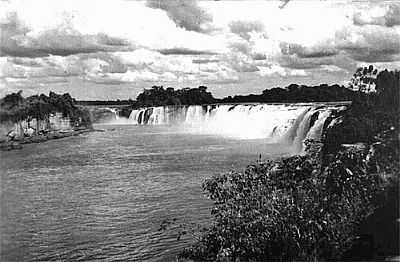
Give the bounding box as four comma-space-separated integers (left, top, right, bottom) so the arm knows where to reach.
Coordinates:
180, 142, 386, 261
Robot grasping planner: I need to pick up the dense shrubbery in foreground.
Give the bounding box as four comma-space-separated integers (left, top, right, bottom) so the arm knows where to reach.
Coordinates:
180, 139, 396, 261
178, 70, 399, 261
0, 91, 92, 128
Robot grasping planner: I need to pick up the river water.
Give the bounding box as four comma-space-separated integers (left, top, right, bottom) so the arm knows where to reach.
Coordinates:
0, 124, 293, 261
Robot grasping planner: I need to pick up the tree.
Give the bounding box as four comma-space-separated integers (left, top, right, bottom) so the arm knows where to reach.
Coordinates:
375, 70, 400, 112
350, 65, 378, 93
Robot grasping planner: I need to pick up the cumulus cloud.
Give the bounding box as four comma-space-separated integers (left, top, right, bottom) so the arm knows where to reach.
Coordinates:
222, 52, 259, 73
320, 65, 345, 72
280, 42, 338, 58
0, 52, 129, 81
353, 3, 400, 27
229, 20, 265, 40
146, 0, 212, 32
258, 64, 308, 77
228, 40, 252, 55
0, 0, 224, 58
93, 49, 239, 84
0, 12, 131, 57
335, 25, 400, 62
277, 52, 357, 72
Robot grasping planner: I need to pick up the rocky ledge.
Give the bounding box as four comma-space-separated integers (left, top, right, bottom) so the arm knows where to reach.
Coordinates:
0, 128, 99, 151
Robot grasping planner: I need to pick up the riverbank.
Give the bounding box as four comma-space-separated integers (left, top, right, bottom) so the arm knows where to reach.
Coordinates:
0, 128, 102, 151
0, 91, 95, 151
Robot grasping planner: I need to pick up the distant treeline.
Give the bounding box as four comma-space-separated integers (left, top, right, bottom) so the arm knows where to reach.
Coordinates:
135, 85, 215, 107
126, 83, 360, 110
127, 83, 357, 108
77, 100, 134, 106
117, 68, 398, 111
74, 67, 397, 109
221, 83, 356, 103
117, 82, 358, 118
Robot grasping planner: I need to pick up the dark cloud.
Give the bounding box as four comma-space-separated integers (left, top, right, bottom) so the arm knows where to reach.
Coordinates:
0, 12, 34, 57
280, 42, 338, 58
277, 53, 356, 72
385, 3, 400, 27
335, 26, 400, 62
2, 52, 129, 81
78, 53, 128, 74
276, 56, 327, 70
279, 22, 400, 68
158, 48, 216, 55
235, 64, 259, 73
252, 53, 267, 60
229, 41, 252, 55
229, 20, 264, 40
0, 12, 131, 57
146, 0, 212, 32
225, 54, 259, 73
192, 58, 220, 64
96, 33, 131, 47
354, 3, 400, 27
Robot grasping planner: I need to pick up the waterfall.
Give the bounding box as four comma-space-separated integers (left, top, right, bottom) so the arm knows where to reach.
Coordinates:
128, 103, 346, 151
103, 107, 120, 120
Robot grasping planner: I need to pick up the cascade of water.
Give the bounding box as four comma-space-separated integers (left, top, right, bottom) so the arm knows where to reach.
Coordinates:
127, 104, 343, 149
292, 108, 318, 151
305, 110, 332, 140
184, 106, 204, 125
103, 107, 120, 120
148, 107, 165, 125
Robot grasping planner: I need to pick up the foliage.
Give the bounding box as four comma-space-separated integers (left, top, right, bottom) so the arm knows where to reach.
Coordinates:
180, 144, 386, 262
0, 91, 92, 128
323, 69, 399, 153
123, 81, 359, 114
349, 65, 378, 93
375, 69, 400, 112
119, 82, 359, 117
221, 84, 357, 104
135, 86, 216, 107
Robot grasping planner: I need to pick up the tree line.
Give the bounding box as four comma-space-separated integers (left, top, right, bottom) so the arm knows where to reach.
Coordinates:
128, 66, 397, 107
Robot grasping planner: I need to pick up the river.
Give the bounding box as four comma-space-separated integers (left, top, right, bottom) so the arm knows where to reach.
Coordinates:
0, 124, 293, 261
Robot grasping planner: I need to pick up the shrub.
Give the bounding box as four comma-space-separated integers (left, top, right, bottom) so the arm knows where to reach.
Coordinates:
180, 143, 386, 262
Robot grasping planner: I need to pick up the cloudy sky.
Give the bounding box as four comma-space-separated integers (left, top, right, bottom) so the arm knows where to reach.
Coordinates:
0, 0, 399, 99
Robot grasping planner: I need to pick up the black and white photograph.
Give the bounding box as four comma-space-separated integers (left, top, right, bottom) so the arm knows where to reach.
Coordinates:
0, 0, 399, 261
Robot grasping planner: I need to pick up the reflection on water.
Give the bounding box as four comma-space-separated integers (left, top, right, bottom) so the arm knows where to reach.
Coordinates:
0, 125, 292, 261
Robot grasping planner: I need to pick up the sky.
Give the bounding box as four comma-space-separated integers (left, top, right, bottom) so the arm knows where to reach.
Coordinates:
0, 0, 399, 100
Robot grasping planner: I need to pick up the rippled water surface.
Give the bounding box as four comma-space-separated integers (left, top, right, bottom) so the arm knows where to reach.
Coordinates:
1, 125, 292, 261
